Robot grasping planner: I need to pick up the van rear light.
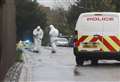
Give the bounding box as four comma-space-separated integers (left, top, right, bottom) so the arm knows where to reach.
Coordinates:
74, 39, 78, 47
74, 30, 78, 47
74, 39, 77, 43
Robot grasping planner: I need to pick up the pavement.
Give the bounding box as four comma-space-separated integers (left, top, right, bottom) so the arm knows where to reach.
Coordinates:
3, 48, 31, 82
18, 52, 32, 82
3, 63, 23, 82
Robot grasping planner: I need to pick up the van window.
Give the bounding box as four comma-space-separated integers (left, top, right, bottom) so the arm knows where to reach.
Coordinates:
102, 15, 119, 35
76, 15, 103, 35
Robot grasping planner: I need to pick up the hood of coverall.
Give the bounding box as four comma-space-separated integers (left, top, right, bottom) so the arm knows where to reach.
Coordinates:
49, 25, 55, 30
36, 26, 41, 31
49, 24, 59, 37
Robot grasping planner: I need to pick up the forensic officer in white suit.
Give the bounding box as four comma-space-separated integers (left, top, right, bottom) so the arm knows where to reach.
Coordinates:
49, 24, 59, 53
33, 26, 44, 53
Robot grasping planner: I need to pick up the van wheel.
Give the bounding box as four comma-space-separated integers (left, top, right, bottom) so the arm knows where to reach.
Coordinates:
76, 56, 84, 66
79, 60, 84, 66
117, 59, 120, 61
91, 59, 98, 65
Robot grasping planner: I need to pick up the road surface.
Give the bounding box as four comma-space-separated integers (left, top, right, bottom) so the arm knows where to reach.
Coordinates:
23, 47, 120, 82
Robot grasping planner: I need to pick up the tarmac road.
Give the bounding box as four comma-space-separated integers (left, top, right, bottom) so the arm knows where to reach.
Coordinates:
23, 47, 120, 82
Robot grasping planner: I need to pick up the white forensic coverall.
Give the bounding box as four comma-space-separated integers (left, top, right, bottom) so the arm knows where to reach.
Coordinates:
33, 26, 43, 52
49, 25, 59, 53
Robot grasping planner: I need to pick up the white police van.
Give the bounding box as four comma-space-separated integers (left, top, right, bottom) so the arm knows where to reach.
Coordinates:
74, 12, 120, 66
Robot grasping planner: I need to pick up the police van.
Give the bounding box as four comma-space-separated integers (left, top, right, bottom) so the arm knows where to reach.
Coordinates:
74, 12, 120, 66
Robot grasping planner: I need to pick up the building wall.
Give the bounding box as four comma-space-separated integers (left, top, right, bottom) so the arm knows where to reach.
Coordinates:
0, 0, 16, 81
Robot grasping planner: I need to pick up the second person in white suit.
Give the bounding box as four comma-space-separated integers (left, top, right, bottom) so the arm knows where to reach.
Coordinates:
49, 25, 59, 53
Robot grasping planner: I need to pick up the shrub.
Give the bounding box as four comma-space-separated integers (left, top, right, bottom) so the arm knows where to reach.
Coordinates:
16, 48, 23, 62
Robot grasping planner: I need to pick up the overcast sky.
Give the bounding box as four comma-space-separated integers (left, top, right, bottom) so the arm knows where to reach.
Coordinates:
37, 0, 76, 10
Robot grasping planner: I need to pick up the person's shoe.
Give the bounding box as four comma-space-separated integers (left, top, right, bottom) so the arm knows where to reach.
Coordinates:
52, 50, 56, 53
33, 50, 39, 53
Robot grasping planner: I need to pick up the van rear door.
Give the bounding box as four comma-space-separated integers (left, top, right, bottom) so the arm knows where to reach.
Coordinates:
102, 14, 120, 52
76, 14, 104, 51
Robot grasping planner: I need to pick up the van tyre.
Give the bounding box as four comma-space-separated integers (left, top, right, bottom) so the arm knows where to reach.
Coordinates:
79, 60, 84, 66
117, 59, 120, 61
91, 59, 98, 65
76, 56, 84, 66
